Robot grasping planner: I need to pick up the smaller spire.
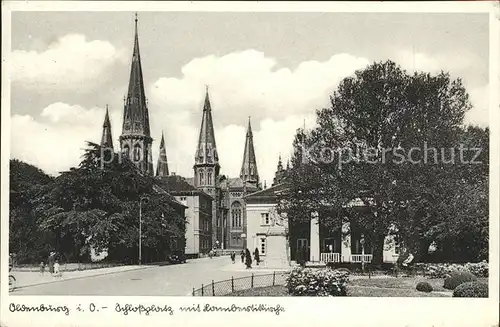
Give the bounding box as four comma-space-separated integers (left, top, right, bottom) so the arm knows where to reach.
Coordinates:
264, 180, 267, 189
286, 159, 290, 170
101, 105, 113, 149
156, 131, 169, 177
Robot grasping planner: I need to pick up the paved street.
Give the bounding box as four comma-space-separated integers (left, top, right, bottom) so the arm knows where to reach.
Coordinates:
11, 256, 282, 296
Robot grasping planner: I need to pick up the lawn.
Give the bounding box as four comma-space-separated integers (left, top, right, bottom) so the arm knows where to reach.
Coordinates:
225, 276, 489, 297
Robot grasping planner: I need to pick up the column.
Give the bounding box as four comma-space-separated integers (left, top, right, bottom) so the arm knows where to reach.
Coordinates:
310, 212, 320, 262
341, 222, 351, 262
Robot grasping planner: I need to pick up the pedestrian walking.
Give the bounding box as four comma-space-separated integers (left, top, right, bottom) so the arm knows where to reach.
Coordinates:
245, 248, 252, 269
39, 261, 45, 275
53, 260, 61, 277
230, 252, 236, 263
254, 248, 260, 266
240, 250, 245, 263
47, 252, 55, 274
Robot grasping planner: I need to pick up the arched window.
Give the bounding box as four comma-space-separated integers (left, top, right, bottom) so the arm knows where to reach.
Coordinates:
123, 144, 130, 159
199, 170, 204, 186
231, 202, 242, 228
207, 169, 213, 185
133, 144, 142, 162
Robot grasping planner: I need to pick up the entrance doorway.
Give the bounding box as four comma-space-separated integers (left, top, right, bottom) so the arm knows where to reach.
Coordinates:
322, 237, 340, 253
296, 238, 309, 261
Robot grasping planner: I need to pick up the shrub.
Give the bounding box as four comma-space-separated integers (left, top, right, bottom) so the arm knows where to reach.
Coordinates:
453, 282, 488, 298
416, 261, 489, 278
464, 261, 488, 278
443, 271, 477, 290
286, 267, 349, 296
416, 281, 433, 293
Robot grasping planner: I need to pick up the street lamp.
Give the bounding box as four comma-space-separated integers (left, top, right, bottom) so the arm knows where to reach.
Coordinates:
139, 196, 149, 265
360, 234, 365, 273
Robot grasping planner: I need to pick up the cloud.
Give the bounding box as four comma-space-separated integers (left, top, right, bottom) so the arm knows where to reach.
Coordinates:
11, 103, 120, 176
148, 50, 369, 184
12, 34, 127, 92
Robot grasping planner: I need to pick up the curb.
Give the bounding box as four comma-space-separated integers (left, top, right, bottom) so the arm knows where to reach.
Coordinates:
12, 265, 156, 290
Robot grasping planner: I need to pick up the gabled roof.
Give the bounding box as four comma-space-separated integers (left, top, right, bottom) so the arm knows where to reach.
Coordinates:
156, 175, 213, 199
219, 177, 260, 192
244, 182, 289, 203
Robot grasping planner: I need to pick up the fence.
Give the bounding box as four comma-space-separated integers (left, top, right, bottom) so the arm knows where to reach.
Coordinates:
320, 253, 340, 263
192, 272, 288, 296
350, 254, 373, 263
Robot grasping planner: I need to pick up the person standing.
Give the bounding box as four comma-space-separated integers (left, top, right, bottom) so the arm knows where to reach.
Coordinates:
47, 252, 55, 274
245, 248, 252, 269
230, 252, 236, 264
53, 260, 60, 277
240, 250, 245, 263
39, 261, 45, 275
254, 248, 260, 266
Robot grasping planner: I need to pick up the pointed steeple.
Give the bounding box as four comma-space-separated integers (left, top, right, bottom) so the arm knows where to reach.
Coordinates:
121, 12, 150, 137
240, 116, 259, 184
194, 86, 219, 167
156, 132, 169, 177
273, 154, 286, 186
101, 105, 114, 149
119, 13, 153, 175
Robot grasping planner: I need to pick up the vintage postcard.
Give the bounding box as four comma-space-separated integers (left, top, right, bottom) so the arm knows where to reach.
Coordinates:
1, 1, 499, 327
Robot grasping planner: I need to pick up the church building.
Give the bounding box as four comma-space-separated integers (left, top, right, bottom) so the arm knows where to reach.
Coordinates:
98, 14, 268, 256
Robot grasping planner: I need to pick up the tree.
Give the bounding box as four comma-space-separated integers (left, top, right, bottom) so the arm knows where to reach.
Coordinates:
279, 60, 482, 264
9, 159, 55, 263
31, 142, 187, 263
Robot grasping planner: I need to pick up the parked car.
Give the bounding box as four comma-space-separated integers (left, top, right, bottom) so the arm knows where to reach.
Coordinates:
168, 251, 186, 264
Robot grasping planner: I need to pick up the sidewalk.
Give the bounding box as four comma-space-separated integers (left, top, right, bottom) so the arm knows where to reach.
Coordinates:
220, 261, 290, 273
11, 264, 154, 289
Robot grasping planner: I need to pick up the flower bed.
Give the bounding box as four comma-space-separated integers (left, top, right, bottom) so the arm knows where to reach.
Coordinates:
286, 267, 349, 296
414, 261, 488, 278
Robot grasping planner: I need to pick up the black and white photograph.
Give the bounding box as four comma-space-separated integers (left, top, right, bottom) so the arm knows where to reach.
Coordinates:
2, 1, 499, 326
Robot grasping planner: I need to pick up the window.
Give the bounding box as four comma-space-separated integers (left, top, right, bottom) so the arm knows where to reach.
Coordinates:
260, 237, 267, 255
261, 213, 270, 225
207, 169, 213, 186
133, 144, 142, 162
199, 170, 204, 185
123, 144, 130, 159
231, 202, 242, 228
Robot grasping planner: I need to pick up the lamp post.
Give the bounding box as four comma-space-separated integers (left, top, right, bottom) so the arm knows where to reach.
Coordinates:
139, 196, 149, 265
360, 234, 365, 273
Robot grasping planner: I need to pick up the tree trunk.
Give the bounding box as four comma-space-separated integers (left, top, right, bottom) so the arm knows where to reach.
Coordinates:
371, 232, 385, 267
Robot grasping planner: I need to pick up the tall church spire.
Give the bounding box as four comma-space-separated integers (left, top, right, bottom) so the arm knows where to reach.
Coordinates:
194, 86, 219, 168
119, 13, 153, 175
156, 132, 169, 177
193, 86, 220, 191
240, 117, 259, 184
101, 105, 113, 149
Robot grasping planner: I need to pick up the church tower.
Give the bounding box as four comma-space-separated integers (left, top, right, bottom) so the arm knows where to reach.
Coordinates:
194, 87, 221, 248
240, 117, 259, 186
119, 14, 154, 175
101, 105, 113, 149
193, 87, 220, 195
156, 132, 169, 177
272, 154, 286, 186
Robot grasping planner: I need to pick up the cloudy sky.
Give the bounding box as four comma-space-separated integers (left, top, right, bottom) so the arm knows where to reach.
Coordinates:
10, 11, 489, 185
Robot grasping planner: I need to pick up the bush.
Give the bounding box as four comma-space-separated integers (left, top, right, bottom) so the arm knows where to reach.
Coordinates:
464, 261, 488, 277
443, 271, 477, 290
415, 261, 489, 278
453, 282, 488, 298
416, 281, 433, 293
286, 267, 349, 296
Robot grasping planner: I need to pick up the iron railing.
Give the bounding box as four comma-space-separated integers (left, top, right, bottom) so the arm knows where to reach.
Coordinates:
192, 271, 288, 296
